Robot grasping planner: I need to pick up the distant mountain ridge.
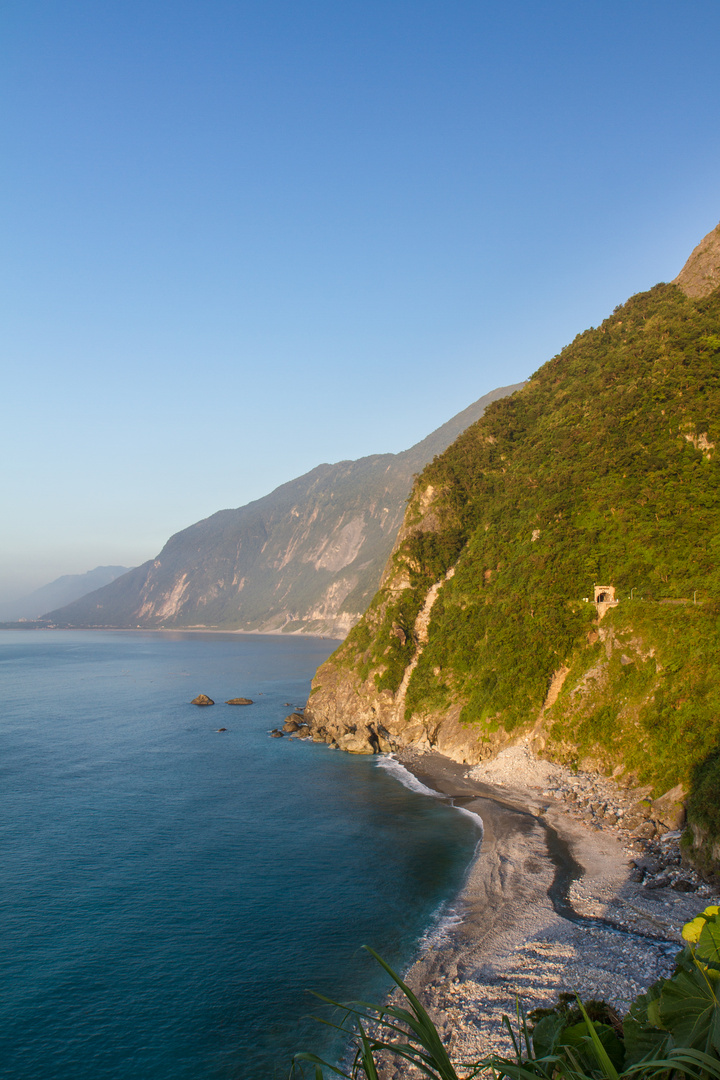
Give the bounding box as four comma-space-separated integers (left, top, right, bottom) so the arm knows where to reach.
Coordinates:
47, 385, 522, 635
0, 566, 130, 622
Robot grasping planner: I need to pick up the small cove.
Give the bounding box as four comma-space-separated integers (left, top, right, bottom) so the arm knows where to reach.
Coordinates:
399, 752, 680, 952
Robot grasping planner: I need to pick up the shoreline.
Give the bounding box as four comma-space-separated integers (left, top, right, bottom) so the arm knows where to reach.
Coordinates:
0, 624, 342, 641
389, 748, 720, 1061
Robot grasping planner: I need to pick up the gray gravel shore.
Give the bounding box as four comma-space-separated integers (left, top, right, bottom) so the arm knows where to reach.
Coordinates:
390, 747, 720, 1065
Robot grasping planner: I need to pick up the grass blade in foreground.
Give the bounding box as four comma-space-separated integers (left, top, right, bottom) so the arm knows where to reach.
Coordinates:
292, 942, 720, 1080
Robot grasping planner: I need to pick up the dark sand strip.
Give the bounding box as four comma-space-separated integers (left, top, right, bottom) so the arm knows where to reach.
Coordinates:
391, 750, 710, 1063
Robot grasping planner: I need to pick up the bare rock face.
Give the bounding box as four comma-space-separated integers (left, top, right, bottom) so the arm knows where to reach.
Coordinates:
673, 221, 720, 298
226, 697, 253, 705
651, 783, 687, 830
304, 483, 508, 764
304, 649, 497, 763
683, 821, 720, 884
282, 714, 304, 733
191, 694, 214, 706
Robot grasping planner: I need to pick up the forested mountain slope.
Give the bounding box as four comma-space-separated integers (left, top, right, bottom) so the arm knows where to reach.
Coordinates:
306, 225, 720, 876
47, 385, 520, 636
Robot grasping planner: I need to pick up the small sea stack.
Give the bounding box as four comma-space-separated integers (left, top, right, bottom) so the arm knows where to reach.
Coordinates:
282, 713, 306, 733
226, 697, 253, 705
191, 694, 214, 706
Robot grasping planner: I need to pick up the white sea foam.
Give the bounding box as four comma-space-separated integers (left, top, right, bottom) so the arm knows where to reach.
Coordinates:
376, 755, 445, 799
376, 755, 484, 835
452, 804, 485, 832
417, 900, 467, 948
375, 756, 485, 965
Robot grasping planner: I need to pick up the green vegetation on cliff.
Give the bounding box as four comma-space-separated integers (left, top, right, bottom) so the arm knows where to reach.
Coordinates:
328, 282, 720, 869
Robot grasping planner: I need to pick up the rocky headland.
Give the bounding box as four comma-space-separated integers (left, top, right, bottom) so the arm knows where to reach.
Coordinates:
296, 222, 720, 1063
304, 221, 720, 884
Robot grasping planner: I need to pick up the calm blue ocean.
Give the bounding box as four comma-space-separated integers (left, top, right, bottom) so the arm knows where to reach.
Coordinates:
0, 630, 480, 1080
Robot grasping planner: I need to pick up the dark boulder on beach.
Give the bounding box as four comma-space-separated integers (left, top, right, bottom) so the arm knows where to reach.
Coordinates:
226, 697, 253, 705
191, 694, 214, 706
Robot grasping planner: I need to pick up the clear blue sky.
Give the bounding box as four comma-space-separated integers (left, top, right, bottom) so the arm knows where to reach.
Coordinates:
2, 0, 720, 600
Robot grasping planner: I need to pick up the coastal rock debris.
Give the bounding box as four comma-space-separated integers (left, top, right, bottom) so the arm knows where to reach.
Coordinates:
191, 694, 214, 706
283, 713, 307, 733
226, 697, 253, 705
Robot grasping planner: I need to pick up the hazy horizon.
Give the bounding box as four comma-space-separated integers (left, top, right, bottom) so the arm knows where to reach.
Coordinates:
3, 1, 720, 601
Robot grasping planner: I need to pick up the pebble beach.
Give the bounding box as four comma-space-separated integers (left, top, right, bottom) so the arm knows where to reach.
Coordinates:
389, 746, 720, 1065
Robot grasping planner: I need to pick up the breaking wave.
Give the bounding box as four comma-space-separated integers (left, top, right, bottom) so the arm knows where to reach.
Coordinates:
377, 755, 484, 835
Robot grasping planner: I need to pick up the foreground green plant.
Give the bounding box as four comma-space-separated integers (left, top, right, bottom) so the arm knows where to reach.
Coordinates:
623, 905, 720, 1063
293, 909, 720, 1080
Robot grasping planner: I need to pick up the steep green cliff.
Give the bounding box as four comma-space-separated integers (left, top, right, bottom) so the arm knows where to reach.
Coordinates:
305, 268, 720, 875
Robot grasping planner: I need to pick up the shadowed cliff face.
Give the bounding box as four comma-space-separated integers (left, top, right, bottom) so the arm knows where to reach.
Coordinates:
46, 385, 521, 636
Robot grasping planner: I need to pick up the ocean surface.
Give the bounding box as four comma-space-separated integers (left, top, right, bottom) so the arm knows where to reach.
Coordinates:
0, 630, 481, 1080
